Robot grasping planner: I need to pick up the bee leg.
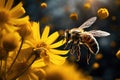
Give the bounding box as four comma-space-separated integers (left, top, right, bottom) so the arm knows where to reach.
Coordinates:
82, 44, 91, 64
74, 41, 80, 61
64, 42, 68, 49
87, 52, 91, 64
69, 44, 74, 54
76, 45, 81, 61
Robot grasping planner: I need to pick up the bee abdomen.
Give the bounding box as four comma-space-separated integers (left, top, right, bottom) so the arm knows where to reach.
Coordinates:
89, 40, 98, 54
82, 34, 99, 54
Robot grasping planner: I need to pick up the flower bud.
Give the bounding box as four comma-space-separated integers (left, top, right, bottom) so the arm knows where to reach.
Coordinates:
69, 12, 78, 21
2, 32, 20, 52
17, 22, 32, 38
97, 8, 109, 19
83, 3, 91, 9
41, 2, 47, 9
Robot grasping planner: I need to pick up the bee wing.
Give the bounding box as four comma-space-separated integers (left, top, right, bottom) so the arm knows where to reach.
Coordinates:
78, 17, 97, 29
88, 30, 110, 37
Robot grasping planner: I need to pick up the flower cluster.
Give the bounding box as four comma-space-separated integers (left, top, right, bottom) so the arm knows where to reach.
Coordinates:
0, 0, 69, 80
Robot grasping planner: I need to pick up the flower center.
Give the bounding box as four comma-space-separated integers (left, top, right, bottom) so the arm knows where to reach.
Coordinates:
36, 42, 49, 58
37, 42, 47, 48
0, 10, 10, 24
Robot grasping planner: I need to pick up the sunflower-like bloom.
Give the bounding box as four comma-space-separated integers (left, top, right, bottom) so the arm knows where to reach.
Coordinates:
44, 63, 92, 80
0, 0, 29, 31
14, 22, 68, 80
23, 22, 69, 65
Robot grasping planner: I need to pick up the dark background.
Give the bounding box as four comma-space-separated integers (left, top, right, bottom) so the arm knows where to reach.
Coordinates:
15, 0, 120, 80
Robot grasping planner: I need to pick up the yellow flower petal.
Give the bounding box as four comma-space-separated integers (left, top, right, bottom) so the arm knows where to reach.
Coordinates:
3, 24, 18, 32
41, 26, 50, 41
18, 75, 30, 80
28, 76, 32, 80
43, 55, 50, 65
9, 2, 24, 18
10, 7, 25, 18
5, 0, 14, 10
31, 22, 41, 42
32, 59, 46, 67
18, 47, 33, 61
32, 68, 46, 79
49, 49, 69, 55
9, 16, 29, 25
50, 39, 66, 48
29, 73, 39, 80
22, 40, 34, 49
46, 32, 59, 45
10, 2, 23, 12
0, 0, 5, 8
49, 53, 67, 65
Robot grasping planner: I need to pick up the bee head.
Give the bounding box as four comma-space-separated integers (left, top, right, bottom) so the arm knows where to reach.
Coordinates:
58, 29, 71, 44
63, 29, 71, 49
64, 29, 71, 41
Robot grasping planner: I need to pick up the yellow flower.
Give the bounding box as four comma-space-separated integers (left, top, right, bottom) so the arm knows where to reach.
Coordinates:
16, 22, 32, 38
12, 22, 68, 80
0, 0, 29, 30
97, 8, 109, 19
44, 63, 92, 80
2, 32, 20, 52
23, 22, 69, 67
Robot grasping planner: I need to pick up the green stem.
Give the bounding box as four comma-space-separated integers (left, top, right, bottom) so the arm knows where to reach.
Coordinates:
4, 52, 8, 80
11, 54, 37, 80
11, 48, 40, 80
8, 38, 24, 72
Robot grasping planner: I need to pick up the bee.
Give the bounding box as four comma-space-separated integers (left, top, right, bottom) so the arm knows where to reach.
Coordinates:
64, 17, 110, 63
